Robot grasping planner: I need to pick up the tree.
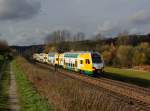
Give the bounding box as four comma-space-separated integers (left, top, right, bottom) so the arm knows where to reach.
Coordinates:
138, 42, 150, 64
132, 48, 146, 65
45, 30, 72, 44
116, 32, 130, 45
101, 43, 117, 65
0, 40, 9, 55
73, 32, 85, 41
117, 45, 134, 67
102, 50, 112, 65
56, 42, 70, 53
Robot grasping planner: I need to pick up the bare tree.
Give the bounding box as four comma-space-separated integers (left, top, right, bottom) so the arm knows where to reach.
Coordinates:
73, 32, 85, 41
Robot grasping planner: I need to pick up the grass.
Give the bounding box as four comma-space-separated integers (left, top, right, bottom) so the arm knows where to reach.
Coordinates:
0, 55, 4, 61
0, 55, 4, 66
0, 62, 10, 111
12, 60, 53, 111
104, 67, 150, 87
14, 57, 133, 111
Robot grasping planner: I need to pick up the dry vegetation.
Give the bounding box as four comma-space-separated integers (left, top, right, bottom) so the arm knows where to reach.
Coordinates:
15, 57, 135, 111
133, 65, 150, 72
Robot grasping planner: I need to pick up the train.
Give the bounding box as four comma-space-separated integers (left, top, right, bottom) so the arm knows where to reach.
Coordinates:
33, 51, 105, 75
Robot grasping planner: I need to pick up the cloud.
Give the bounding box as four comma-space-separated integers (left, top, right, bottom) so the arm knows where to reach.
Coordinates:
0, 0, 41, 20
129, 10, 150, 25
97, 9, 150, 36
10, 29, 46, 46
97, 21, 124, 36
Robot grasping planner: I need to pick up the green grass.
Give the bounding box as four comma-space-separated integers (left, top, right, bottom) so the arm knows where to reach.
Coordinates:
0, 55, 4, 65
0, 62, 10, 111
12, 60, 53, 111
0, 55, 4, 61
104, 67, 150, 87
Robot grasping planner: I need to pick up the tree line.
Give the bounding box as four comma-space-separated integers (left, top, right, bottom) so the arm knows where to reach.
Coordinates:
44, 30, 150, 67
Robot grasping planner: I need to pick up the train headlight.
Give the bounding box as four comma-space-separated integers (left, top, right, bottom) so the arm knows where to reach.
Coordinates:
92, 67, 96, 70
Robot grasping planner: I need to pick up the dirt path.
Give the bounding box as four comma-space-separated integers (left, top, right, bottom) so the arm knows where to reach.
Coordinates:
9, 63, 20, 111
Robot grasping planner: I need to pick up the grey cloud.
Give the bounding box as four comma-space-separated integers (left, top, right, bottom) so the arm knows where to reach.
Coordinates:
1, 0, 150, 45
0, 0, 41, 20
97, 9, 150, 36
11, 30, 45, 45
130, 10, 150, 25
97, 21, 125, 36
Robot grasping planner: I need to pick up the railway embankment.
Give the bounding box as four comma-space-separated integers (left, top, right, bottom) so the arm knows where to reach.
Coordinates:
36, 62, 150, 111
12, 60, 53, 111
14, 56, 150, 111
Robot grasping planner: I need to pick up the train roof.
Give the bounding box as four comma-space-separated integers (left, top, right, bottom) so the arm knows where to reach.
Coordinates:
63, 51, 100, 58
47, 51, 101, 58
63, 51, 100, 54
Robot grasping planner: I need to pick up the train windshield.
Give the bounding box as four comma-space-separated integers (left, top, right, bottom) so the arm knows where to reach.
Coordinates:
92, 54, 102, 63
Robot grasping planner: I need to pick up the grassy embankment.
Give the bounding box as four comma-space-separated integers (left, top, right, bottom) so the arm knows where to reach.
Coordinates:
0, 59, 10, 111
14, 57, 135, 111
12, 60, 53, 111
105, 67, 150, 87
0, 55, 4, 65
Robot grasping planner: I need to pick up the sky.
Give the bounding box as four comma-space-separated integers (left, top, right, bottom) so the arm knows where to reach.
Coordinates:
0, 0, 150, 46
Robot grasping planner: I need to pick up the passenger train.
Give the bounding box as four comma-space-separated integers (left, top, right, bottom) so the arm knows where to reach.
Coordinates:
33, 51, 105, 75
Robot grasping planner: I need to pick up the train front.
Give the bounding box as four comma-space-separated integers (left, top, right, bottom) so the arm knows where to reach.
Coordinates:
91, 52, 105, 73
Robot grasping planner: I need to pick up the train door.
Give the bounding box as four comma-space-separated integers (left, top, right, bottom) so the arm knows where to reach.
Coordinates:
81, 54, 93, 74
78, 58, 84, 70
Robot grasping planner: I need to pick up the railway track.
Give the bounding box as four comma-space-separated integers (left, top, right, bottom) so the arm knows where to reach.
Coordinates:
98, 77, 150, 96
35, 62, 150, 111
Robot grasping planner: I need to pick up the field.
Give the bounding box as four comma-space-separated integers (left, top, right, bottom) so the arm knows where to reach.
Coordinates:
104, 67, 150, 87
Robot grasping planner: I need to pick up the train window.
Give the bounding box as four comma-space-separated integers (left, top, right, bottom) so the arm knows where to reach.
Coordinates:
92, 54, 102, 63
92, 57, 102, 63
80, 60, 83, 64
86, 59, 90, 64
56, 58, 59, 61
